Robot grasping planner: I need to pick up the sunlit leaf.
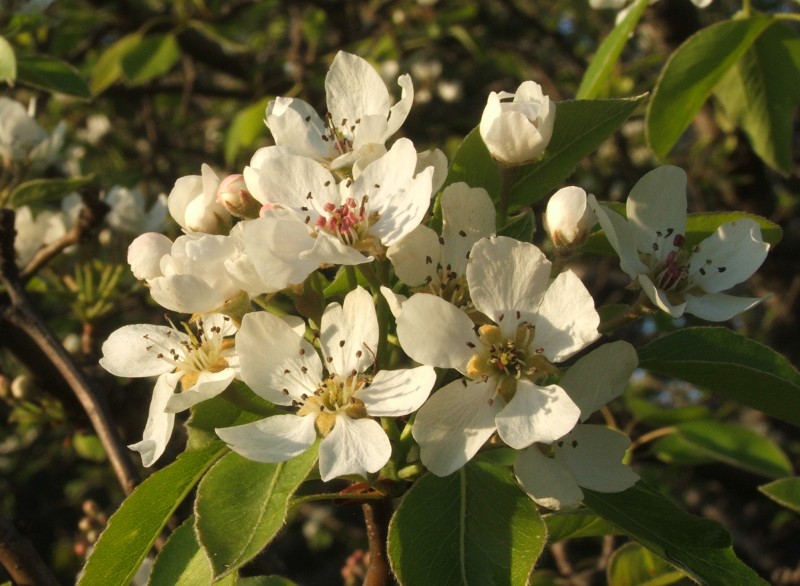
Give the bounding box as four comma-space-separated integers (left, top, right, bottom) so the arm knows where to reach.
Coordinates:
224, 97, 270, 166
388, 460, 545, 586
584, 483, 767, 585
0, 35, 17, 84
90, 33, 142, 95
9, 175, 95, 207
607, 542, 689, 586
759, 477, 800, 514
544, 508, 619, 542
639, 327, 800, 427
78, 443, 226, 586
121, 34, 181, 85
714, 22, 800, 176
646, 16, 773, 158
577, 0, 649, 99
194, 446, 319, 579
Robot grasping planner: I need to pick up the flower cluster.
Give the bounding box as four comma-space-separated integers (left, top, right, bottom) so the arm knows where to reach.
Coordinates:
100, 51, 768, 511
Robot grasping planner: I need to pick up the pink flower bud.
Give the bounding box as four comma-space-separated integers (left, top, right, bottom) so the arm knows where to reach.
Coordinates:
217, 174, 262, 219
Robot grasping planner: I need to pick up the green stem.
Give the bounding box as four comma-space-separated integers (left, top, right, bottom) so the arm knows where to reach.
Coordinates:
496, 166, 518, 230
290, 491, 389, 507
775, 13, 800, 23
345, 264, 358, 292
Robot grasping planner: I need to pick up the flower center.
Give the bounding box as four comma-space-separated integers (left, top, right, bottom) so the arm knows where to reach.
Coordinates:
647, 229, 689, 291
422, 264, 469, 308
465, 323, 556, 402
315, 197, 370, 245
143, 318, 233, 392
296, 373, 369, 436
321, 112, 361, 155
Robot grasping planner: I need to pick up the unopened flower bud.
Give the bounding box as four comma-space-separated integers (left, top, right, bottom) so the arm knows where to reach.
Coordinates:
479, 81, 555, 166
167, 164, 232, 234
544, 186, 596, 249
217, 174, 261, 219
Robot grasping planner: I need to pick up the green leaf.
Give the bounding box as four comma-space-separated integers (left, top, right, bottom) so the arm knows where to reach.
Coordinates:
72, 432, 107, 463
149, 517, 236, 586
441, 126, 500, 201
646, 16, 773, 158
638, 327, 800, 427
675, 420, 793, 478
652, 433, 718, 467
584, 482, 768, 585
544, 508, 619, 542
121, 34, 181, 85
497, 207, 535, 242
16, 55, 91, 99
78, 443, 226, 586
714, 23, 800, 176
185, 385, 272, 451
90, 33, 142, 95
509, 96, 645, 210
388, 460, 546, 586
607, 542, 689, 586
237, 577, 298, 586
759, 477, 800, 513
194, 446, 319, 579
9, 175, 95, 207
224, 97, 270, 166
584, 210, 782, 255
577, 0, 649, 99
0, 35, 17, 84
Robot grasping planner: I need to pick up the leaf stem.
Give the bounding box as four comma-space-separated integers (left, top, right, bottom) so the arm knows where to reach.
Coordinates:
598, 290, 652, 335
496, 166, 517, 229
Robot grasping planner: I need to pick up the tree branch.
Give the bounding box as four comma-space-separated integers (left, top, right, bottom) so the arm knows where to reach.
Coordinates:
0, 209, 140, 496
0, 514, 60, 586
362, 498, 395, 586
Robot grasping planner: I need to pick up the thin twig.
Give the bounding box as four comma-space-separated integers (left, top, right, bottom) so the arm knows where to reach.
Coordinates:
0, 209, 140, 495
0, 514, 60, 586
362, 498, 395, 586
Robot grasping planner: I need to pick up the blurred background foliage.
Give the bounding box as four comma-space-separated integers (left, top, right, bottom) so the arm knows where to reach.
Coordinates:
1, 0, 799, 583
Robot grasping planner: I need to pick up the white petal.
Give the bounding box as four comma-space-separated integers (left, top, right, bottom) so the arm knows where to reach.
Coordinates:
557, 425, 639, 493
167, 174, 202, 228
359, 366, 436, 416
319, 416, 391, 481
247, 148, 339, 212
560, 341, 638, 421
534, 271, 600, 363
627, 166, 687, 261
321, 286, 378, 376
412, 379, 500, 476
638, 274, 686, 318
688, 219, 769, 293
149, 274, 227, 314
326, 52, 391, 140
467, 236, 551, 328
684, 292, 767, 322
514, 444, 583, 511
216, 414, 317, 463
386, 225, 442, 287
395, 293, 477, 371
416, 148, 448, 194
165, 369, 235, 413
588, 196, 648, 278
237, 311, 321, 404
385, 73, 414, 138
441, 183, 496, 277
99, 324, 183, 378
265, 97, 336, 161
495, 381, 580, 449
128, 373, 179, 467
380, 286, 407, 318
243, 212, 319, 289
369, 167, 434, 247
127, 232, 172, 280
304, 231, 372, 266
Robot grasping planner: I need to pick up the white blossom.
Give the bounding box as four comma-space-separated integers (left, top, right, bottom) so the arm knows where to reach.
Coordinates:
104, 186, 168, 235
395, 236, 600, 475
544, 186, 596, 249
589, 166, 770, 321
99, 315, 238, 466
216, 287, 435, 481
514, 341, 640, 510
264, 51, 414, 170
167, 164, 232, 234
479, 81, 555, 166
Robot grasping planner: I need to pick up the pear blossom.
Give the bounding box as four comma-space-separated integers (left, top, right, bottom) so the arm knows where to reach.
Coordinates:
216, 173, 261, 219
479, 81, 555, 166
128, 231, 256, 315
0, 97, 48, 165
544, 186, 596, 249
387, 182, 495, 307
216, 287, 436, 481
99, 314, 238, 466
589, 166, 770, 321
395, 236, 600, 476
242, 138, 434, 289
13, 205, 67, 266
514, 341, 640, 510
167, 164, 232, 234
264, 51, 413, 170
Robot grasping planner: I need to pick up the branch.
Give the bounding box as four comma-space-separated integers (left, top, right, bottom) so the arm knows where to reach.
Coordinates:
0, 515, 60, 586
0, 209, 140, 495
362, 498, 395, 586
